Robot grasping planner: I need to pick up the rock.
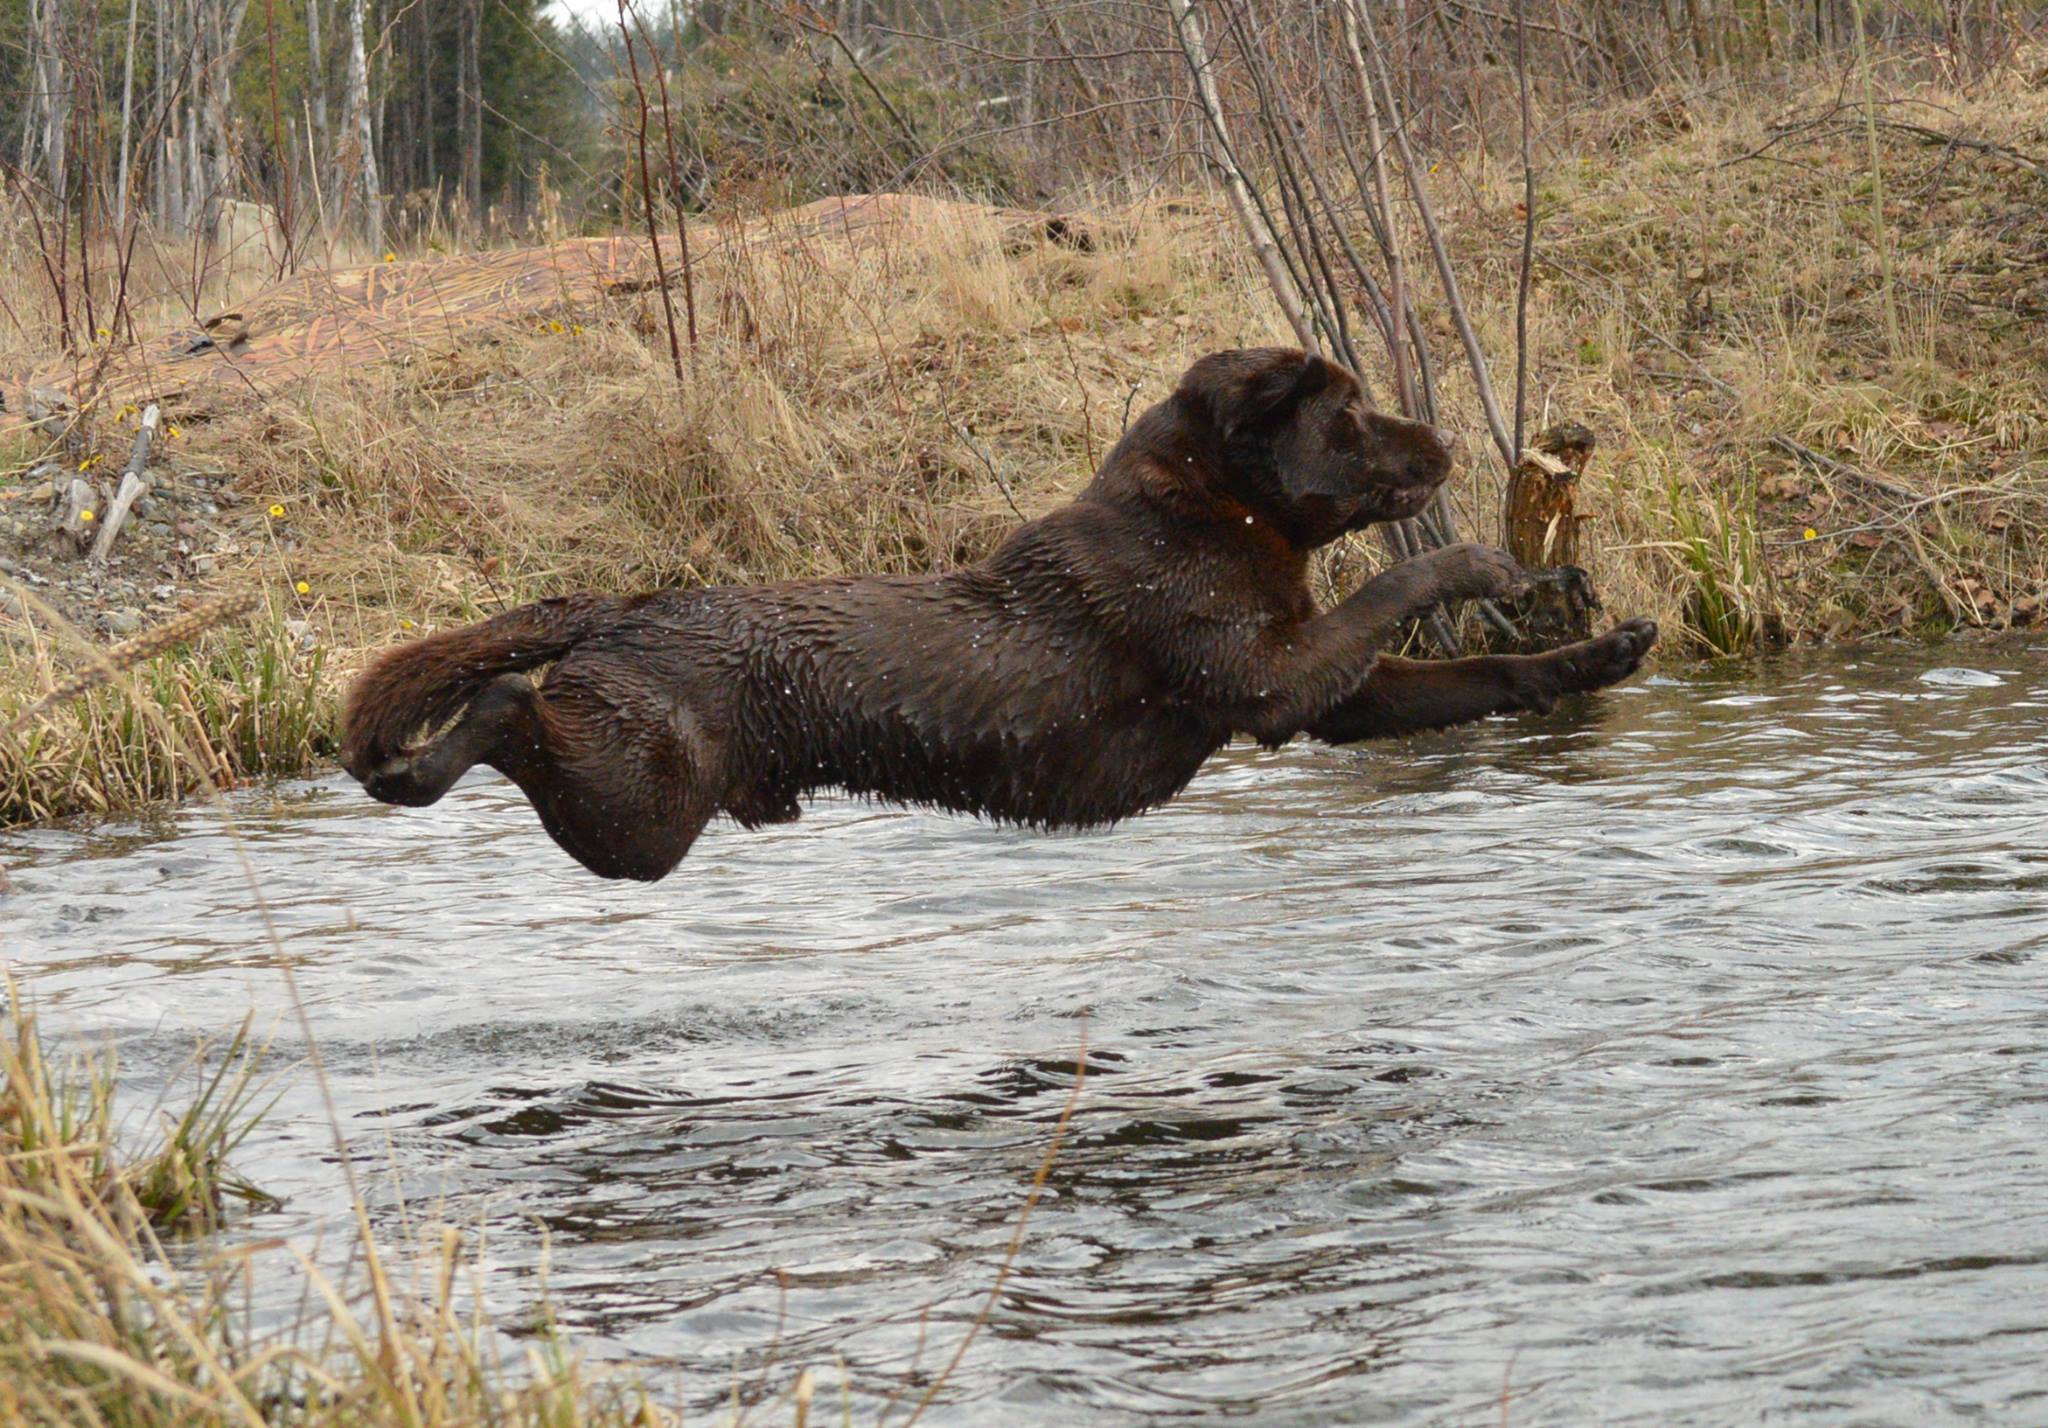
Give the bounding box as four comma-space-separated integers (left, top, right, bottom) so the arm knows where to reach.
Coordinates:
107, 607, 142, 637
148, 522, 171, 539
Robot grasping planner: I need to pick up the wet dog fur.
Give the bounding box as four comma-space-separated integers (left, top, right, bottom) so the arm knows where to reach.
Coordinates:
343, 348, 1656, 881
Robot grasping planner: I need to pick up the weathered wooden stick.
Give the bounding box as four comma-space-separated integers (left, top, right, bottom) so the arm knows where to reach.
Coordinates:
1501, 426, 1598, 649
89, 403, 161, 564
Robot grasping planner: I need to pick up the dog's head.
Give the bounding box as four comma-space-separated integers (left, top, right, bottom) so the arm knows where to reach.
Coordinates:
1174, 348, 1458, 547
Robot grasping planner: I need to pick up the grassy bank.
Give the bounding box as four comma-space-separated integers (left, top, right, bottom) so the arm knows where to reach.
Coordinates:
0, 608, 333, 828
2, 62, 2044, 828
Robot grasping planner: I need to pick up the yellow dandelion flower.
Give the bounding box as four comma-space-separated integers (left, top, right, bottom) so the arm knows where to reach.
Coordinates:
571, 323, 584, 335
1803, 527, 1819, 541
294, 580, 311, 596
399, 618, 416, 630
269, 503, 286, 518
384, 251, 397, 263
80, 509, 96, 522
167, 423, 181, 438
548, 320, 565, 334
96, 326, 109, 339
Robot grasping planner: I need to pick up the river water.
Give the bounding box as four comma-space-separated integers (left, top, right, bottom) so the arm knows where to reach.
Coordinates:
4, 644, 2046, 1425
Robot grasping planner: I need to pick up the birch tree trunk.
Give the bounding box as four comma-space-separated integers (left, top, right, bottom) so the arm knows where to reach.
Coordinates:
460, 0, 483, 223
306, 0, 330, 177
154, 0, 171, 227
343, 0, 382, 244
115, 0, 142, 233
182, 0, 201, 229
32, 0, 70, 202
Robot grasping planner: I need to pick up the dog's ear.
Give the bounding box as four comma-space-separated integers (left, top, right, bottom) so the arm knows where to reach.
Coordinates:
1176, 348, 1334, 443
1223, 351, 1334, 441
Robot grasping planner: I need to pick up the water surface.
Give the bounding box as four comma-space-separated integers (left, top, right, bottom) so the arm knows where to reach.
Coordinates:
5, 644, 2046, 1424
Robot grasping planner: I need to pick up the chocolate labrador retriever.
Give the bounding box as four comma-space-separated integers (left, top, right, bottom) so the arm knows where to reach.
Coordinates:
343, 347, 1656, 880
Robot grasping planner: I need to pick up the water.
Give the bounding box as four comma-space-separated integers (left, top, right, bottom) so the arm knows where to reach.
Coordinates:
5, 645, 2047, 1425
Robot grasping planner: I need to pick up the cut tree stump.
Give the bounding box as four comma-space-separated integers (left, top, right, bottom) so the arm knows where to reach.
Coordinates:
1500, 422, 1599, 649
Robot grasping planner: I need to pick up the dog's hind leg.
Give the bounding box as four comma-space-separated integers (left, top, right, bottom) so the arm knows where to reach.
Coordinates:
494, 662, 720, 882
357, 673, 536, 808
365, 666, 717, 882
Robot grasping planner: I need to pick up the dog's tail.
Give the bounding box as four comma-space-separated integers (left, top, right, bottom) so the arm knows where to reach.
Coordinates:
341, 593, 631, 779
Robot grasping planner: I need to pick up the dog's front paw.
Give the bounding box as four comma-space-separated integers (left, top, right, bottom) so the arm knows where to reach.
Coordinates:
1427, 543, 1534, 605
1547, 618, 1659, 697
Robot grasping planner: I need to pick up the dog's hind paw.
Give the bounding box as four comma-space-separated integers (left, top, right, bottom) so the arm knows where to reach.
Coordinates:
359, 752, 442, 808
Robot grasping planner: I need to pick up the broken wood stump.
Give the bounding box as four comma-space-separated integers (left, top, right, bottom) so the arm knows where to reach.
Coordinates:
1500, 422, 1600, 650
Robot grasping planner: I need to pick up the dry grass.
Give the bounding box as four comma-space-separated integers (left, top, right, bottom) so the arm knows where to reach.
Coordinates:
0, 604, 334, 827
1434, 59, 2048, 648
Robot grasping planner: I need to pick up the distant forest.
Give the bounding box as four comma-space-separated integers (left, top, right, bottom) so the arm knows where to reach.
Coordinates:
0, 0, 2029, 248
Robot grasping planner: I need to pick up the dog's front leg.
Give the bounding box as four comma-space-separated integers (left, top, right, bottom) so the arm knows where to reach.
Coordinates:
1231, 543, 1533, 744
1305, 618, 1660, 743
1347, 542, 1533, 628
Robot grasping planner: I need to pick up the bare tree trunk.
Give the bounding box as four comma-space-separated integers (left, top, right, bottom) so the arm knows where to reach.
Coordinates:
182, 0, 201, 230
115, 0, 142, 233
344, 0, 382, 244
32, 0, 70, 201
199, 0, 255, 240
460, 0, 483, 222
306, 0, 329, 175
156, 0, 175, 228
